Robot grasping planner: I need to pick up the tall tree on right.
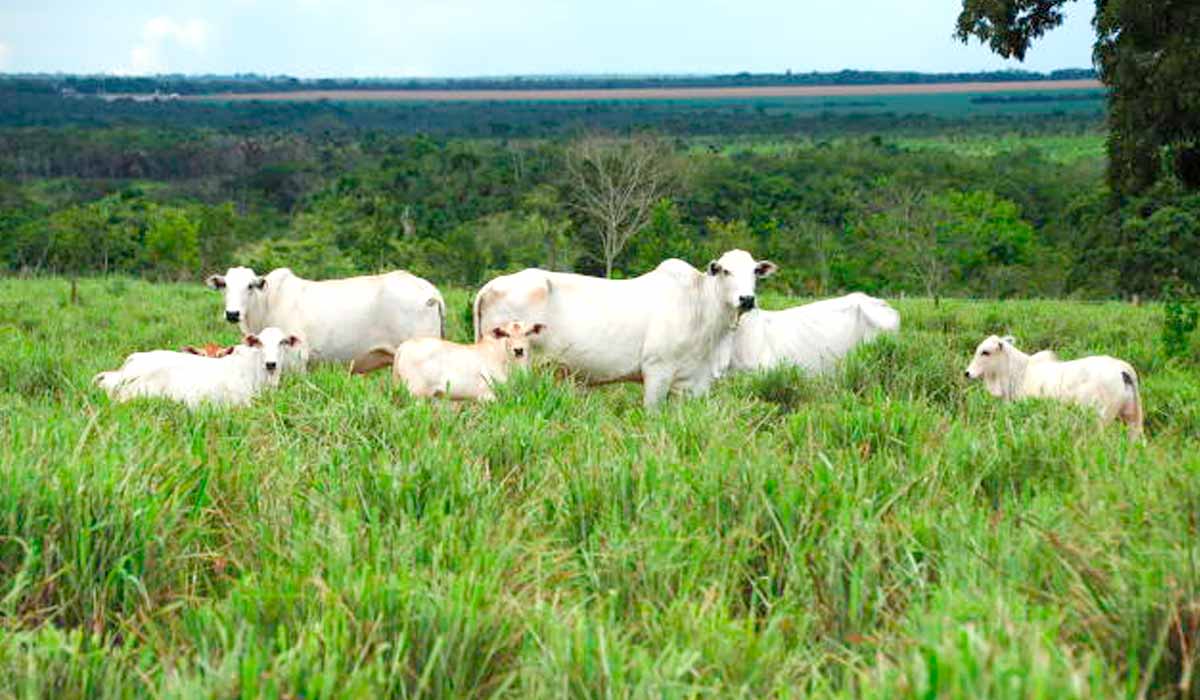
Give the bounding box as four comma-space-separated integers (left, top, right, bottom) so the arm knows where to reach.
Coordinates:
955, 0, 1200, 197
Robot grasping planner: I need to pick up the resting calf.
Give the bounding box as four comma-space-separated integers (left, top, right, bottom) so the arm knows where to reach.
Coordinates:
352, 321, 543, 401
964, 335, 1143, 438
95, 327, 305, 408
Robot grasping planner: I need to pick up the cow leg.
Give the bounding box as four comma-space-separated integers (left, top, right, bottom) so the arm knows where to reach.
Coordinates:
682, 372, 715, 398
642, 368, 674, 408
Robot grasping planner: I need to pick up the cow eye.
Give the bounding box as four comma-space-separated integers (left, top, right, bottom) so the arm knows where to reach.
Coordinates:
981, 350, 990, 356
722, 269, 731, 276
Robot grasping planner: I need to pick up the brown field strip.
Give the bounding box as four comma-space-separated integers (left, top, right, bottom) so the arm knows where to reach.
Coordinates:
191, 79, 1104, 103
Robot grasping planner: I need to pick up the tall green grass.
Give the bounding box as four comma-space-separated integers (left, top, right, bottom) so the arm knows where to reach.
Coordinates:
1, 277, 1197, 698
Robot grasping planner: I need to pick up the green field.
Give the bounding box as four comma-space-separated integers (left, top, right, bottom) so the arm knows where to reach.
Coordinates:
684, 90, 1106, 118
2, 277, 1198, 698
211, 89, 1106, 120
892, 133, 1108, 164
686, 132, 1107, 165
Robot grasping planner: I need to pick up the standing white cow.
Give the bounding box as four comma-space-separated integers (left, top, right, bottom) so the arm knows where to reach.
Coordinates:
472, 250, 777, 407
206, 267, 444, 368
964, 334, 1144, 438
727, 292, 900, 374
94, 327, 306, 408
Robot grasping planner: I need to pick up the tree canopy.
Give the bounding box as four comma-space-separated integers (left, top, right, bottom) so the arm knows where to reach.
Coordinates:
956, 0, 1200, 196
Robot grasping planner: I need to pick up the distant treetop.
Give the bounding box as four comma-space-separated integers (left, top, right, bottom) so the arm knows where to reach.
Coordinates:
0, 68, 1098, 96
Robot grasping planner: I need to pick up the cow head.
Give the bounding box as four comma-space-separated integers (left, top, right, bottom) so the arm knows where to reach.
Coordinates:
489, 321, 544, 365
243, 327, 304, 384
207, 267, 266, 325
965, 335, 1016, 384
706, 250, 777, 314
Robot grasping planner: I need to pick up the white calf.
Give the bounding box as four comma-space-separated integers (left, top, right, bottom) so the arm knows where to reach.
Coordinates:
964, 335, 1144, 438
95, 328, 305, 408
352, 321, 543, 401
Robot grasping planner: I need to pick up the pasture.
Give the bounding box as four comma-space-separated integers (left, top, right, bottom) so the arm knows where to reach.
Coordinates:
2, 277, 1199, 698
193, 80, 1103, 110
193, 86, 1106, 120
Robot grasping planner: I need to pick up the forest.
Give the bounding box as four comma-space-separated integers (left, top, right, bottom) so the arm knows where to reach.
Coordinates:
0, 62, 1195, 303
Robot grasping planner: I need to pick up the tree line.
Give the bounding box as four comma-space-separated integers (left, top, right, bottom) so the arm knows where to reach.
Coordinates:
0, 68, 1097, 97
3, 128, 1195, 300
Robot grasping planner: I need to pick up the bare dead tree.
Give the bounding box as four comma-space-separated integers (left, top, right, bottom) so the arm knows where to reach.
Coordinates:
565, 134, 673, 278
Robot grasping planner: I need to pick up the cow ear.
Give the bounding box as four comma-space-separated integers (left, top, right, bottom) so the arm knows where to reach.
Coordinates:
206, 275, 226, 290
243, 334, 261, 347
490, 326, 509, 339
285, 335, 301, 347
252, 277, 267, 290
529, 323, 545, 335
218, 346, 235, 357
755, 260, 778, 278
181, 346, 200, 355
708, 261, 721, 276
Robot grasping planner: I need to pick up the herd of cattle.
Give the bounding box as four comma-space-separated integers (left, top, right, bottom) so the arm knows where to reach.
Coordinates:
93, 248, 1145, 438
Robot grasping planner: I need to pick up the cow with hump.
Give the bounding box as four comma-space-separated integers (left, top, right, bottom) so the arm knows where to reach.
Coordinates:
472, 249, 777, 407
726, 292, 900, 374
964, 334, 1144, 439
206, 267, 445, 369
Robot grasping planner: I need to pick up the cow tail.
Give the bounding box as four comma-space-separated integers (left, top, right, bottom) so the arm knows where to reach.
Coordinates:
422, 295, 446, 340
472, 287, 487, 342
1121, 369, 1145, 439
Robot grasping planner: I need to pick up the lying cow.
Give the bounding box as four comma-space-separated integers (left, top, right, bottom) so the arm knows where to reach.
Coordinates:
206, 266, 444, 368
351, 321, 543, 401
472, 250, 777, 407
95, 327, 305, 408
181, 342, 236, 358
726, 292, 900, 374
964, 335, 1144, 438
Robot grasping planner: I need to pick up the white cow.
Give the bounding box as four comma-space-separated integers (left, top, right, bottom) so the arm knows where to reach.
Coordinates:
95, 327, 306, 408
964, 334, 1144, 438
727, 292, 901, 374
353, 320, 543, 401
472, 250, 777, 407
206, 267, 444, 368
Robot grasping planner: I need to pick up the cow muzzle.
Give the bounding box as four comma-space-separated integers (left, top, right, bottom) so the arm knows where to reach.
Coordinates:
225, 310, 241, 323
265, 361, 278, 372
738, 295, 756, 312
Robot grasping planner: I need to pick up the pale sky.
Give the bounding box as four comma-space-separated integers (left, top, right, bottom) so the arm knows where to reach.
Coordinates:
0, 0, 1097, 78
